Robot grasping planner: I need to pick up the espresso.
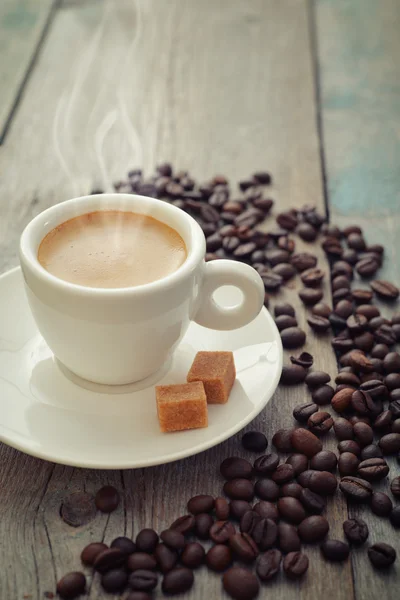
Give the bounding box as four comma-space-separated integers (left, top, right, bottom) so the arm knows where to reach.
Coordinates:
38, 210, 187, 288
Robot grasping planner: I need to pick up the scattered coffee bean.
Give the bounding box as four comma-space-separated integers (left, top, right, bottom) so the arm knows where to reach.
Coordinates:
274, 302, 296, 317
272, 428, 295, 452
291, 428, 323, 457
321, 540, 350, 562
154, 544, 178, 574
278, 497, 306, 524
353, 422, 374, 447
135, 529, 159, 553
229, 533, 259, 563
161, 567, 194, 595
333, 417, 354, 440
371, 492, 393, 516
299, 287, 323, 306
241, 431, 268, 452
223, 566, 260, 600
290, 352, 314, 369
127, 553, 157, 572
81, 542, 108, 566
220, 457, 253, 480
370, 280, 399, 300
280, 327, 306, 349
160, 529, 186, 551
251, 518, 278, 550
357, 458, 389, 481
343, 518, 369, 545
312, 385, 335, 405
187, 494, 215, 514
338, 452, 359, 476
360, 444, 383, 460
271, 464, 295, 484
56, 572, 86, 599
181, 542, 205, 568
254, 453, 279, 475
305, 371, 331, 387
390, 506, 400, 527
280, 482, 303, 499
280, 364, 307, 385
256, 549, 282, 581
308, 411, 334, 435
278, 522, 301, 553
229, 500, 252, 520
94, 548, 126, 573
209, 520, 236, 544
194, 513, 213, 540
298, 516, 329, 543
275, 315, 298, 331
339, 476, 373, 501
283, 551, 309, 579
206, 544, 232, 571
170, 515, 195, 535
240, 511, 261, 536
299, 488, 326, 514
286, 453, 309, 475
368, 543, 397, 568
102, 569, 128, 593
293, 402, 318, 423
111, 537, 136, 556
379, 432, 400, 454
253, 501, 279, 521
224, 479, 254, 501
310, 450, 337, 472
338, 440, 361, 456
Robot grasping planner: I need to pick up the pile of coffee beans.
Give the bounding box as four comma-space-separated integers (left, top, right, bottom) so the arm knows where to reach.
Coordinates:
54, 165, 400, 598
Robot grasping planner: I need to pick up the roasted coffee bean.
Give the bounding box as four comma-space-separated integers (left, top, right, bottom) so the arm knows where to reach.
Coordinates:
351, 390, 377, 416
293, 403, 319, 423
275, 315, 298, 331
298, 516, 329, 543
371, 492, 393, 516
154, 544, 178, 574
356, 304, 380, 320
375, 325, 397, 345
101, 569, 128, 593
272, 428, 295, 452
81, 543, 108, 566
277, 211, 298, 230
368, 543, 397, 568
286, 453, 309, 475
333, 287, 353, 304
290, 352, 314, 369
256, 549, 282, 581
254, 453, 279, 475
272, 262, 296, 280
332, 275, 351, 291
280, 327, 306, 349
301, 268, 325, 287
370, 280, 399, 300
187, 494, 215, 515
240, 511, 261, 535
278, 522, 301, 553
223, 236, 240, 252
331, 388, 354, 413
347, 314, 368, 336
280, 482, 303, 499
127, 553, 157, 572
390, 507, 400, 527
262, 271, 284, 291
307, 412, 333, 435
223, 566, 260, 600
160, 530, 185, 551
333, 418, 354, 440
170, 515, 195, 535
224, 479, 254, 501
353, 422, 374, 447
94, 548, 126, 573
307, 315, 331, 332
372, 344, 390, 359
357, 458, 389, 481
234, 242, 257, 259
334, 300, 354, 319
339, 476, 373, 501
305, 371, 331, 387
343, 518, 368, 545
306, 470, 338, 495
346, 233, 365, 250
280, 364, 307, 384
360, 444, 383, 460
274, 302, 296, 317
321, 540, 350, 562
356, 257, 379, 277
379, 432, 400, 454
299, 288, 323, 306
220, 457, 253, 480
385, 373, 400, 389
266, 248, 290, 266
242, 431, 268, 452
283, 551, 309, 579
215, 497, 230, 520
391, 476, 400, 497
162, 568, 194, 595
352, 288, 374, 303
255, 479, 280, 501
253, 501, 279, 522
349, 351, 374, 373
312, 385, 334, 406
338, 453, 359, 476
206, 544, 232, 571
251, 518, 278, 550
57, 572, 86, 599
338, 440, 361, 456
331, 337, 354, 354
135, 529, 159, 553
370, 316, 391, 330
360, 380, 387, 399
271, 464, 295, 484
95, 486, 120, 513
229, 500, 252, 520
209, 520, 236, 544
310, 451, 337, 472
111, 537, 136, 555
278, 497, 306, 524
393, 416, 400, 430
312, 303, 332, 318
297, 222, 318, 242
383, 352, 400, 373
291, 428, 322, 457
181, 542, 205, 568
299, 488, 326, 514
229, 533, 259, 563
290, 252, 318, 272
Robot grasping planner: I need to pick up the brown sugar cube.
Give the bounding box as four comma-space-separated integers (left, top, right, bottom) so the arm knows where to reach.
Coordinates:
187, 351, 236, 404
156, 382, 208, 433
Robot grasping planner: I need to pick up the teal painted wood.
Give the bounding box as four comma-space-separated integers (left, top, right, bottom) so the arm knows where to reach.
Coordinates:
0, 0, 56, 142
316, 0, 400, 283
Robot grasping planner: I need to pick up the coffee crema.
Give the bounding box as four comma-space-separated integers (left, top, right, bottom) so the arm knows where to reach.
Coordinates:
37, 210, 187, 288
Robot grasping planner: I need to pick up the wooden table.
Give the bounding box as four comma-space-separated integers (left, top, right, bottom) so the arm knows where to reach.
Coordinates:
1, 1, 399, 598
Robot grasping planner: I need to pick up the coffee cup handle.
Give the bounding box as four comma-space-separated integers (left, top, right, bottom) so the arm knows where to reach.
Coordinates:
194, 259, 265, 330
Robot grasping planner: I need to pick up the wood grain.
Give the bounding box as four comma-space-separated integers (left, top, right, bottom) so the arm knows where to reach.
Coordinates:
0, 0, 56, 143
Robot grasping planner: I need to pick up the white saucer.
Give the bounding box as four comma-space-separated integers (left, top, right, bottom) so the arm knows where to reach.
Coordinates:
0, 267, 282, 469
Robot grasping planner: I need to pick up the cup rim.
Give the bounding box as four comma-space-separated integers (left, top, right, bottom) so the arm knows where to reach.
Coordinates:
19, 193, 206, 296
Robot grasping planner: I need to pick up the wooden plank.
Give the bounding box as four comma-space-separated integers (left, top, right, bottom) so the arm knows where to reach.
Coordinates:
0, 0, 352, 599
0, 0, 56, 143
316, 1, 400, 598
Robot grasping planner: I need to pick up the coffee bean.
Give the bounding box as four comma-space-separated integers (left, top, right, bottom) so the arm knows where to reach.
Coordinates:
274, 302, 296, 317
127, 553, 157, 572
160, 529, 185, 551
272, 428, 295, 452
111, 537, 136, 555
95, 485, 120, 513
101, 569, 128, 593
375, 325, 397, 345
194, 513, 213, 540
307, 314, 331, 332
56, 573, 86, 599
280, 327, 306, 349
338, 452, 359, 476
297, 222, 318, 242
275, 315, 298, 331
241, 431, 268, 452
271, 464, 295, 484
306, 470, 338, 495
301, 267, 325, 287
372, 343, 390, 359
223, 566, 260, 600
256, 549, 282, 581
312, 385, 335, 405
393, 416, 400, 430
310, 451, 338, 472
298, 516, 329, 543
251, 518, 278, 550
280, 364, 307, 384
266, 248, 290, 266
360, 379, 387, 399
379, 432, 400, 454
343, 518, 369, 545
94, 548, 126, 573
291, 428, 323, 457
286, 453, 309, 475
353, 422, 374, 446
352, 288, 374, 303
240, 511, 261, 536
305, 371, 331, 387
349, 351, 374, 373
290, 351, 314, 369
368, 543, 397, 568
229, 533, 259, 563
224, 479, 254, 501
332, 275, 351, 291
278, 497, 306, 524
390, 506, 400, 527
299, 488, 326, 514
135, 529, 159, 553
272, 262, 296, 280
333, 417, 354, 440
221, 457, 253, 480
307, 412, 334, 435
206, 544, 232, 571
229, 500, 252, 520
339, 476, 373, 501
312, 303, 332, 319
371, 492, 393, 517
61, 492, 96, 527
81, 543, 108, 566
391, 476, 400, 497
351, 390, 377, 416
338, 440, 361, 456
390, 401, 400, 418
170, 515, 195, 535
154, 544, 178, 573
299, 287, 323, 306
290, 252, 318, 272
360, 444, 383, 460
278, 522, 301, 553
253, 500, 279, 522
162, 567, 194, 595
357, 457, 389, 481
321, 540, 350, 562
181, 542, 205, 568
293, 403, 318, 423
374, 407, 394, 430
277, 211, 298, 230
386, 373, 400, 390
254, 453, 279, 475
209, 520, 236, 544
254, 478, 280, 501
370, 280, 399, 300
282, 551, 309, 580
280, 482, 303, 499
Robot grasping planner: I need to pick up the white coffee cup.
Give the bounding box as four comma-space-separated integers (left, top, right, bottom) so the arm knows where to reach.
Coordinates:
19, 194, 265, 385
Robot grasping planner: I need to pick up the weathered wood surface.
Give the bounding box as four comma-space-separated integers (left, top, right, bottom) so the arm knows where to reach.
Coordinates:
0, 0, 398, 598
0, 0, 56, 142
